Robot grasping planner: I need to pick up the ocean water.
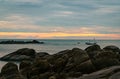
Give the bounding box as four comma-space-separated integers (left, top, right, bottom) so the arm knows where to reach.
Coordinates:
0, 39, 120, 70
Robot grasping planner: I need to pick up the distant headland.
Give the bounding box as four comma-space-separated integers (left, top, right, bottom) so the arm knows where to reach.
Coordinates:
0, 40, 44, 44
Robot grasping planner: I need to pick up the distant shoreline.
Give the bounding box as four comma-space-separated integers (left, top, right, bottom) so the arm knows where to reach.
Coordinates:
0, 40, 44, 44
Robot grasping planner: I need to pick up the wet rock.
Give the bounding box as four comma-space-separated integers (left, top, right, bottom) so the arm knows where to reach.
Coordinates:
93, 51, 120, 70
19, 61, 32, 78
0, 62, 25, 79
109, 72, 120, 79
39, 72, 54, 79
19, 61, 31, 70
85, 45, 101, 53
64, 48, 90, 72
85, 45, 101, 58
29, 60, 51, 78
68, 71, 82, 78
49, 76, 56, 79
36, 52, 49, 58
75, 60, 96, 74
53, 57, 68, 72
103, 45, 120, 53
0, 48, 36, 61
77, 66, 120, 79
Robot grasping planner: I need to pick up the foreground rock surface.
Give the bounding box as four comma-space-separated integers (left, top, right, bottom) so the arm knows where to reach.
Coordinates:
0, 62, 26, 79
0, 48, 36, 61
74, 66, 120, 79
0, 45, 120, 79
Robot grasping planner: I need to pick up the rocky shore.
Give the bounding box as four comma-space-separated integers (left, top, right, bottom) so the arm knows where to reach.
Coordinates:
0, 45, 120, 79
0, 40, 44, 44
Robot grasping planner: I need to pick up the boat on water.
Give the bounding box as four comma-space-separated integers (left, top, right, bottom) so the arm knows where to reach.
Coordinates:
85, 38, 97, 45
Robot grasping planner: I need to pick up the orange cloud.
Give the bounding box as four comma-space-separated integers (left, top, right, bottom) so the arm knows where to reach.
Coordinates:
0, 32, 120, 39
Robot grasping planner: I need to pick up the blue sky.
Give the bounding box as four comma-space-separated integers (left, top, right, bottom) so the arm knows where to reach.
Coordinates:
0, 0, 120, 39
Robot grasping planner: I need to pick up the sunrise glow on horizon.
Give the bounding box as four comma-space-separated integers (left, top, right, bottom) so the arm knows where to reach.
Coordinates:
0, 0, 120, 39
0, 32, 120, 39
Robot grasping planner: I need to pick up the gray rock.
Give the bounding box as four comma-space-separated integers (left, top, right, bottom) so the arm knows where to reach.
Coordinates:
76, 66, 120, 79
109, 72, 120, 79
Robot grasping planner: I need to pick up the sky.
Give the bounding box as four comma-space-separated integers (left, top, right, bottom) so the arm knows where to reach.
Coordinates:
0, 0, 120, 39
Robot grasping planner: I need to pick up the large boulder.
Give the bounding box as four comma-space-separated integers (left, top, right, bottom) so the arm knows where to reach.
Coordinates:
85, 45, 101, 53
92, 51, 120, 70
0, 48, 36, 61
19, 61, 32, 78
64, 48, 90, 73
103, 45, 120, 53
28, 60, 51, 78
85, 45, 101, 58
0, 62, 25, 79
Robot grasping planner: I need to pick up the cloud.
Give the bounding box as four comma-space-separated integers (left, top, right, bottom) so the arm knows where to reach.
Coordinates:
94, 6, 120, 15
0, 0, 120, 39
2, 0, 41, 3
53, 11, 74, 17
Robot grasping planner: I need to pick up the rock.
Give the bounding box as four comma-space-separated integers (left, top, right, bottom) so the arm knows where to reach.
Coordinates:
109, 72, 120, 79
28, 60, 51, 78
0, 62, 25, 79
1, 45, 120, 79
0, 40, 44, 44
85, 45, 101, 53
85, 45, 101, 58
36, 52, 49, 58
64, 48, 90, 72
103, 45, 120, 53
19, 61, 31, 70
75, 60, 96, 74
92, 51, 120, 70
39, 72, 54, 79
19, 61, 32, 79
68, 71, 82, 78
67, 48, 89, 65
93, 58, 120, 70
49, 76, 56, 79
1, 63, 19, 75
0, 48, 36, 61
77, 66, 120, 79
53, 57, 68, 72
95, 50, 118, 59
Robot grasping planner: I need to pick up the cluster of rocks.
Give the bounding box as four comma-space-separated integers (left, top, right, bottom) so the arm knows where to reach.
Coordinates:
0, 40, 44, 44
0, 45, 120, 79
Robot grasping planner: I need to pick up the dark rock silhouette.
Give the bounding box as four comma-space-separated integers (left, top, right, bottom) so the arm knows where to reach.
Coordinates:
0, 40, 44, 44
103, 45, 120, 53
0, 45, 120, 79
0, 48, 36, 61
0, 62, 26, 79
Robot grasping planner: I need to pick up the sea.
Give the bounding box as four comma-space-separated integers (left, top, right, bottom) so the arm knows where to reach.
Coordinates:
0, 39, 120, 70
